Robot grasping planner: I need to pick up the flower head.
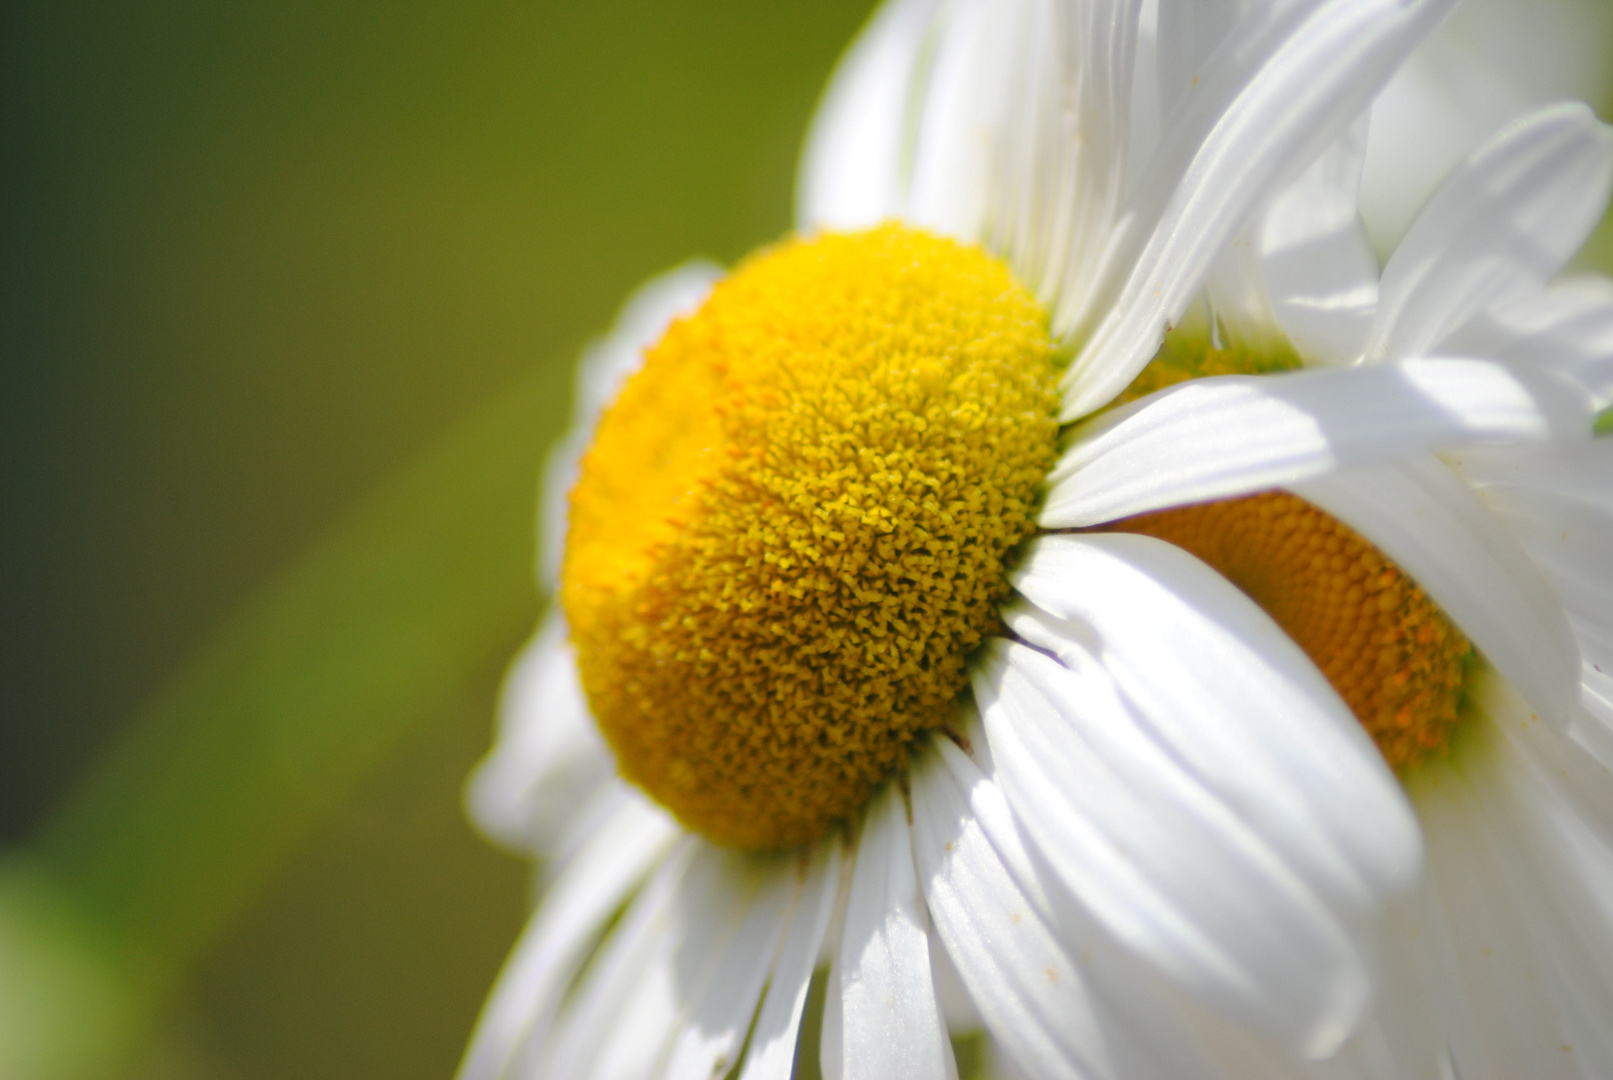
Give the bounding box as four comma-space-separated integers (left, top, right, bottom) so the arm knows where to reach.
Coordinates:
451, 2, 1613, 1078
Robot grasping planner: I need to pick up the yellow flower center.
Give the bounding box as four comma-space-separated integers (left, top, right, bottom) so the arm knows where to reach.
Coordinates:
1106, 332, 1474, 771
562, 224, 1060, 850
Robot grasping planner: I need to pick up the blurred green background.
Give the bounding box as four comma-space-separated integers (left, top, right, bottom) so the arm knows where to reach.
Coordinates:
2, 1, 872, 1076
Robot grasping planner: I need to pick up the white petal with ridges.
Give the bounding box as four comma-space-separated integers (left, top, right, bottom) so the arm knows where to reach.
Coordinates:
660, 857, 796, 1080
1042, 358, 1594, 528
1369, 104, 1613, 365
911, 731, 1210, 1080
1067, 0, 1330, 345
899, 0, 1143, 321
1008, 535, 1422, 917
576, 849, 732, 1080
457, 797, 679, 1080
834, 783, 954, 1080
535, 841, 695, 1080
739, 840, 843, 1080
975, 633, 1371, 1059
1062, 0, 1455, 418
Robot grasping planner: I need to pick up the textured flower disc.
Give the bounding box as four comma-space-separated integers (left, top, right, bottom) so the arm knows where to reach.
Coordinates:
1105, 334, 1474, 771
562, 224, 1060, 850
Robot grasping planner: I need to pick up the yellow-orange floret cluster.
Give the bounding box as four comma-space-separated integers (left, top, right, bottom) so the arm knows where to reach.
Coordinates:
1109, 490, 1473, 771
562, 224, 1060, 850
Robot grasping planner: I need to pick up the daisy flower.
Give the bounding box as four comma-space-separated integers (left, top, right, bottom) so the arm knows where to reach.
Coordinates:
453, 1, 1610, 1078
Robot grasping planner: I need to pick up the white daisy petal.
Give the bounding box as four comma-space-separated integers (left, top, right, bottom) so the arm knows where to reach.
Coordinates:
1428, 676, 1613, 1077
910, 731, 1172, 1080
571, 846, 775, 1080
1259, 118, 1381, 367
1412, 735, 1595, 1080
738, 839, 843, 1080
466, 614, 613, 857
794, 0, 941, 232
1042, 358, 1594, 528
1152, 0, 1241, 114
1368, 103, 1613, 365
660, 857, 797, 1080
833, 782, 954, 1080
903, 0, 1021, 245
1577, 656, 1613, 774
1357, 897, 1448, 1080
457, 797, 679, 1080
1476, 484, 1613, 632
910, 735, 1109, 1080
1062, 0, 1455, 418
1038, 0, 1141, 326
901, 0, 1143, 321
1481, 798, 1613, 1078
1486, 673, 1613, 884
974, 630, 1375, 1059
1008, 534, 1422, 918
1066, 0, 1337, 346
1441, 277, 1613, 405
1292, 454, 1581, 729
539, 263, 720, 587
1450, 437, 1613, 513
535, 840, 695, 1080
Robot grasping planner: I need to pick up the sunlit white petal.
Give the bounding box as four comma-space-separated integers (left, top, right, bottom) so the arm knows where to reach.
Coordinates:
1062, 0, 1456, 418
739, 840, 843, 1080
1367, 103, 1613, 365
833, 783, 954, 1080
1043, 358, 1594, 528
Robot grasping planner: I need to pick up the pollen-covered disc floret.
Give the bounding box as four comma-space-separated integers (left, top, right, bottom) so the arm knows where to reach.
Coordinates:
1107, 335, 1475, 772
562, 224, 1060, 850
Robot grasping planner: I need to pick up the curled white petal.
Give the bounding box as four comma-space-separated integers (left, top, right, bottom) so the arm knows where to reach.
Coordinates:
1042, 358, 1594, 529
1368, 102, 1613, 364
1062, 0, 1456, 418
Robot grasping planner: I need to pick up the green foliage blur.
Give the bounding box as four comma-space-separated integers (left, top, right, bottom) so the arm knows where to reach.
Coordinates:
2, 1, 873, 1076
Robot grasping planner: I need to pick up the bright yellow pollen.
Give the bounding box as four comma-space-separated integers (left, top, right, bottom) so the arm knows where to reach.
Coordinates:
562, 224, 1060, 850
1107, 334, 1474, 771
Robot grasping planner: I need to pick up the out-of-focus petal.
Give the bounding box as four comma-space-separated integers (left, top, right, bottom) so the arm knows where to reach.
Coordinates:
795, 0, 942, 231
466, 614, 613, 858
1367, 104, 1613, 365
